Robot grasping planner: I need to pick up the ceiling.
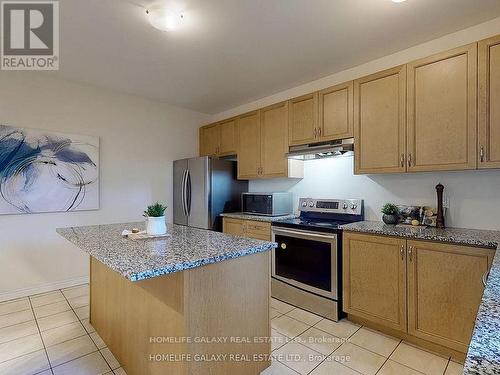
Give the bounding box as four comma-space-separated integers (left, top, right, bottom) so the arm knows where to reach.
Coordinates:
53, 0, 500, 114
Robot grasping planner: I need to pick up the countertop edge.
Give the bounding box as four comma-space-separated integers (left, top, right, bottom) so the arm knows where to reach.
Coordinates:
220, 212, 298, 222
127, 241, 276, 281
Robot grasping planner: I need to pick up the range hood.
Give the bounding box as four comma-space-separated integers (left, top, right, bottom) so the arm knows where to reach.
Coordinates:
287, 138, 354, 161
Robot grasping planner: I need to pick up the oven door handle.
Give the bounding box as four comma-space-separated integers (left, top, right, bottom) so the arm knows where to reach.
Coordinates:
272, 227, 337, 240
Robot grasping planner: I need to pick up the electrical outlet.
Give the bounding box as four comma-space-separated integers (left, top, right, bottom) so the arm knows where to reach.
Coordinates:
443, 195, 450, 209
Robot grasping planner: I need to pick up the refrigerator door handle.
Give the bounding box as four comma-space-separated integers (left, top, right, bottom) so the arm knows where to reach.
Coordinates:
186, 170, 191, 216
182, 169, 189, 216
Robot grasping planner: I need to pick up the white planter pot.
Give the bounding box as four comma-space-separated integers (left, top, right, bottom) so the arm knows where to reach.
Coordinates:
146, 216, 166, 236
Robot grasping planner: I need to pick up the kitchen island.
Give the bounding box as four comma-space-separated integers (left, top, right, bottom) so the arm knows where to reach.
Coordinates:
57, 222, 276, 375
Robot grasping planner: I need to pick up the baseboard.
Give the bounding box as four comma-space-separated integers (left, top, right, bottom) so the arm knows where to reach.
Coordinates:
0, 276, 89, 303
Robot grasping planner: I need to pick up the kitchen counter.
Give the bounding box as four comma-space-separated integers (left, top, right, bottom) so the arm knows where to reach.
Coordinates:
341, 221, 500, 375
57, 222, 276, 281
57, 222, 274, 375
220, 212, 297, 222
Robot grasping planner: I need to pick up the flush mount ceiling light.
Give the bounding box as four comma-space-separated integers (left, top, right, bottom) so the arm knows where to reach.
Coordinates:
146, 5, 184, 31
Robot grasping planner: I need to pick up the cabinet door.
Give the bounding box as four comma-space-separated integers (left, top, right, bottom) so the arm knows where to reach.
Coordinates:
237, 111, 261, 179
407, 240, 493, 352
407, 44, 477, 172
479, 36, 500, 169
222, 218, 245, 236
244, 220, 271, 241
261, 102, 289, 178
319, 82, 353, 141
343, 232, 407, 332
199, 124, 219, 156
288, 93, 318, 146
354, 66, 407, 174
219, 119, 237, 156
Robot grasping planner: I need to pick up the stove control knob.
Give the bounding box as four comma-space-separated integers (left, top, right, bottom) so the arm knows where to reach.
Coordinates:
301, 201, 307, 207
351, 204, 358, 210
342, 203, 348, 210
308, 201, 314, 207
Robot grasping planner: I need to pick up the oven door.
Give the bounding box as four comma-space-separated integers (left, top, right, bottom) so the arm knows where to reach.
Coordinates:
272, 227, 337, 300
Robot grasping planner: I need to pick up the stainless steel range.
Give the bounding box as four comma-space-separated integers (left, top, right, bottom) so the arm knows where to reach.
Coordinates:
271, 198, 364, 321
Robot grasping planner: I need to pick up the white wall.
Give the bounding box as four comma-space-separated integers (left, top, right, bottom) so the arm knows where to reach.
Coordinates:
210, 16, 500, 121
0, 72, 208, 301
250, 156, 500, 231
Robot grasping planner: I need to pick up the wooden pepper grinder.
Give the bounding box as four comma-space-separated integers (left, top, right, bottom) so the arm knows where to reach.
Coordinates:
436, 183, 445, 229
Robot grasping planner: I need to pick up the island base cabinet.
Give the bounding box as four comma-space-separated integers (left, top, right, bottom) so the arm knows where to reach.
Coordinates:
90, 252, 271, 375
343, 232, 494, 358
407, 240, 494, 353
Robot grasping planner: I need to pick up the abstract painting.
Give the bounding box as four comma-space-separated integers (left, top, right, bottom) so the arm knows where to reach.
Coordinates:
0, 125, 99, 214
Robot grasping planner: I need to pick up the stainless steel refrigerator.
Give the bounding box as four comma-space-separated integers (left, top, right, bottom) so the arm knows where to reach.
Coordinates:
173, 157, 248, 231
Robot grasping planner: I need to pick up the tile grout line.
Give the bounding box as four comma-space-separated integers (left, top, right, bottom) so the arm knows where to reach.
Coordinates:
55, 285, 114, 372
27, 294, 54, 375
373, 337, 403, 375
306, 324, 364, 375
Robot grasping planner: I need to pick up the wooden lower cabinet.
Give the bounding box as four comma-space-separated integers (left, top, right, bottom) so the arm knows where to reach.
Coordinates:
222, 218, 245, 237
343, 233, 407, 332
343, 232, 494, 355
407, 240, 494, 352
223, 217, 271, 241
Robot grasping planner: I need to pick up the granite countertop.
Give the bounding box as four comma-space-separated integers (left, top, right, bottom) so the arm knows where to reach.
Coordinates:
341, 221, 500, 375
57, 222, 276, 282
220, 212, 298, 222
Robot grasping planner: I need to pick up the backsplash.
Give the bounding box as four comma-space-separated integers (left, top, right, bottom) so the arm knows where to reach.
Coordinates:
249, 156, 500, 231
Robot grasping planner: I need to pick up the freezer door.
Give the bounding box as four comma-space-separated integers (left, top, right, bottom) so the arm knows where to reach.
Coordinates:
173, 159, 188, 226
187, 157, 210, 229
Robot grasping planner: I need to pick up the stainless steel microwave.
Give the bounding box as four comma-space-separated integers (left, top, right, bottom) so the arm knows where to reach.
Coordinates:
241, 192, 293, 216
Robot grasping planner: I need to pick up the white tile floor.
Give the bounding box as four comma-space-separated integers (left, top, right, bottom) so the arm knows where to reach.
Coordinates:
0, 285, 464, 375
0, 284, 123, 375
267, 298, 465, 375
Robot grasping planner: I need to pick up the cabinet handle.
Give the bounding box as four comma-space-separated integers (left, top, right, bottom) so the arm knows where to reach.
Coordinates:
408, 246, 413, 262
408, 153, 412, 168
400, 154, 405, 168
314, 128, 318, 138
482, 271, 489, 287
400, 245, 405, 261
318, 128, 322, 137
480, 146, 485, 163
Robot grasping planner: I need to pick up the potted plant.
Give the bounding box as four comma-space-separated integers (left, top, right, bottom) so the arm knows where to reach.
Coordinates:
143, 202, 167, 235
381, 203, 400, 225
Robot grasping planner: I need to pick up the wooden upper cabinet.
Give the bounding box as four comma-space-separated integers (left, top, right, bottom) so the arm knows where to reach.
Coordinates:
237, 111, 261, 179
407, 240, 494, 352
319, 81, 354, 141
261, 102, 289, 178
407, 44, 477, 172
199, 119, 237, 157
479, 35, 500, 169
199, 124, 219, 156
343, 232, 407, 332
218, 119, 237, 156
288, 93, 318, 146
354, 66, 407, 174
